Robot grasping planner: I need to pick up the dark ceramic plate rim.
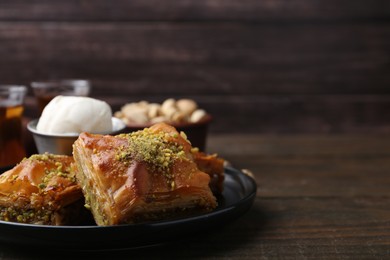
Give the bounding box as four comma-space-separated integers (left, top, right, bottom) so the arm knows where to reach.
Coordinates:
0, 166, 257, 251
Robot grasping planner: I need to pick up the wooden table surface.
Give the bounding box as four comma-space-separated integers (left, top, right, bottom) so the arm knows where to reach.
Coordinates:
0, 133, 389, 259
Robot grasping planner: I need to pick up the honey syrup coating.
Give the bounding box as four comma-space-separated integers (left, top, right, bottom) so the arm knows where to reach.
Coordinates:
73, 123, 222, 225
0, 154, 87, 225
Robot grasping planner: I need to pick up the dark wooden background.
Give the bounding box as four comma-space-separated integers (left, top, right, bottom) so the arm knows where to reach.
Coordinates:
0, 0, 389, 134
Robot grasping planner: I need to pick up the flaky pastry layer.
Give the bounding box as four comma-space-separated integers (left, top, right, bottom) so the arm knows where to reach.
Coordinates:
0, 154, 86, 225
73, 123, 219, 225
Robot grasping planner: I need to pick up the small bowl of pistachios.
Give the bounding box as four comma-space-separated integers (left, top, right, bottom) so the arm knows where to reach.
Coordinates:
114, 98, 212, 151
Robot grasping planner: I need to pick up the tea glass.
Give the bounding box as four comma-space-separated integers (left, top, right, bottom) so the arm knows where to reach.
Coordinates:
31, 79, 91, 113
0, 85, 27, 168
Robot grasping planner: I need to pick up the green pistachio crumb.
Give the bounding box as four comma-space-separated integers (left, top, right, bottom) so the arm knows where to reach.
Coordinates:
115, 127, 189, 189
38, 183, 46, 189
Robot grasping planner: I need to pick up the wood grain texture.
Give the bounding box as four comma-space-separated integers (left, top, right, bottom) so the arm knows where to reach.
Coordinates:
208, 134, 390, 196
0, 1, 389, 134
0, 22, 389, 95
0, 0, 389, 21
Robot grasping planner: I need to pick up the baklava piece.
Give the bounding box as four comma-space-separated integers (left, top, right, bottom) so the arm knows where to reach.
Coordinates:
0, 154, 87, 225
73, 123, 220, 225
193, 150, 225, 195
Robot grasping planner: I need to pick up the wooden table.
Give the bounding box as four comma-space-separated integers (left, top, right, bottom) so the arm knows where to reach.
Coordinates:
0, 133, 389, 259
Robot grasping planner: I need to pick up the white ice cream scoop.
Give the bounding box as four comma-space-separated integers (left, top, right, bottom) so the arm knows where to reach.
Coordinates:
37, 95, 113, 134
28, 96, 126, 155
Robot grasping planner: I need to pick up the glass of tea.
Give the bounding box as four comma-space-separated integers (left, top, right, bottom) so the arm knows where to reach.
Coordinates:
0, 85, 27, 168
31, 79, 91, 113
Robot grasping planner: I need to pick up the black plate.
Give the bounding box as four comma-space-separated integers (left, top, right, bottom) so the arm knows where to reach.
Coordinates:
0, 167, 257, 251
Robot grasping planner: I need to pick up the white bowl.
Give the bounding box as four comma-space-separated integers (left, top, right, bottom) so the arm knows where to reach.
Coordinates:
27, 117, 126, 155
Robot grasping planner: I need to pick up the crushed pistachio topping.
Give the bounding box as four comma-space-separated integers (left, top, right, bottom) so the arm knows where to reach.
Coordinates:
0, 206, 52, 224
190, 147, 199, 154
23, 153, 50, 163
116, 128, 188, 188
25, 154, 75, 191
180, 131, 188, 141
